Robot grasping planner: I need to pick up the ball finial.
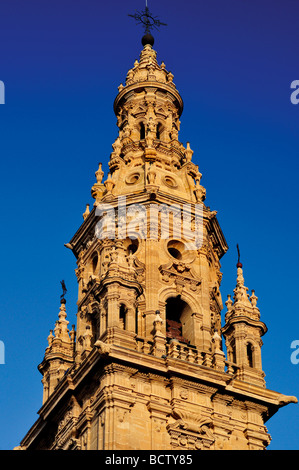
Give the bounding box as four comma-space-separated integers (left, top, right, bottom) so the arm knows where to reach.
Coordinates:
142, 33, 154, 46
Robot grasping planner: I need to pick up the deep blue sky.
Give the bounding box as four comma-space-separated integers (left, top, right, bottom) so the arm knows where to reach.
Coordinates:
0, 0, 299, 450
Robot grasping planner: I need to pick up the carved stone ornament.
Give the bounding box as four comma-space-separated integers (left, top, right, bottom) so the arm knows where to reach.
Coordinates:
94, 340, 111, 356
159, 262, 201, 293
167, 410, 215, 450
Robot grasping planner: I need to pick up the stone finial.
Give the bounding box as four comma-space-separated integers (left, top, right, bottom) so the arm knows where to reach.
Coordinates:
47, 330, 54, 347
57, 301, 70, 342
83, 204, 90, 220
167, 71, 174, 83
185, 142, 193, 162
227, 257, 263, 323
95, 162, 104, 184
104, 173, 115, 195
91, 163, 106, 203
236, 266, 245, 287
233, 264, 251, 306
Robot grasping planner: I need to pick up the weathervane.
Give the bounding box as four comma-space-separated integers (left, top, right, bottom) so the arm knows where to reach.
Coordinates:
60, 280, 67, 303
236, 244, 243, 268
128, 1, 167, 35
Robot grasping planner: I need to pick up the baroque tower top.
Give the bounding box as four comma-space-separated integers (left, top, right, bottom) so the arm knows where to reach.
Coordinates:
90, 33, 204, 209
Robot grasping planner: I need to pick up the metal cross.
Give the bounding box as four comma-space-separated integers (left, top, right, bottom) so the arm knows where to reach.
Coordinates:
128, 2, 167, 34
60, 280, 67, 301
237, 244, 241, 264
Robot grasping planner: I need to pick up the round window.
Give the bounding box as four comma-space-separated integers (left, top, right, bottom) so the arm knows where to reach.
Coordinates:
167, 240, 185, 260
162, 175, 178, 188
125, 172, 141, 185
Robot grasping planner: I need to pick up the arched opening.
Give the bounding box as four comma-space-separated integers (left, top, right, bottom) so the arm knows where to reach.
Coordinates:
232, 344, 237, 364
119, 304, 127, 330
127, 239, 139, 254
140, 122, 145, 140
156, 123, 162, 140
247, 343, 254, 367
123, 237, 139, 255
165, 297, 191, 344
92, 253, 98, 273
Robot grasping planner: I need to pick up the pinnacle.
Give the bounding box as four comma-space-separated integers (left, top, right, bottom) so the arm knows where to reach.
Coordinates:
138, 43, 159, 67
119, 43, 177, 91
225, 263, 261, 322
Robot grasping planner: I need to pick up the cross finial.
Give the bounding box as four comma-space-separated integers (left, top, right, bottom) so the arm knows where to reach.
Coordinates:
236, 244, 242, 268
128, 2, 167, 43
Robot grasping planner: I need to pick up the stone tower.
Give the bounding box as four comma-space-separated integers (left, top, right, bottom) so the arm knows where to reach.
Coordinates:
17, 32, 297, 451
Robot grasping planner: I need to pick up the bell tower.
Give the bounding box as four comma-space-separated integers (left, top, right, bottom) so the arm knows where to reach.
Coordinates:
17, 11, 297, 451
72, 29, 218, 366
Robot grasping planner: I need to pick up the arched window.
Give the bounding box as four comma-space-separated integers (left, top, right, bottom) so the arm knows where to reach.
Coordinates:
156, 123, 162, 140
140, 122, 145, 140
165, 297, 191, 344
127, 239, 139, 254
247, 343, 254, 367
231, 344, 237, 364
119, 304, 127, 330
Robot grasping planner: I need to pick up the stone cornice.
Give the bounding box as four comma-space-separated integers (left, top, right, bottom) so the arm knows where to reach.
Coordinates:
68, 195, 228, 261
114, 81, 184, 117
